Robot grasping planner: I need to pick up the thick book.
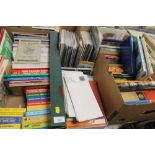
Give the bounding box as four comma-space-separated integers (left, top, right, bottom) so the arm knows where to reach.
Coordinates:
0, 117, 22, 124
50, 31, 66, 128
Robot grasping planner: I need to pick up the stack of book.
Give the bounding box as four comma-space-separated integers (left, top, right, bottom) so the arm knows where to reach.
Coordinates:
3, 31, 51, 129
12, 32, 49, 71
0, 95, 26, 129
91, 26, 135, 80
22, 87, 51, 129
62, 70, 107, 128
59, 29, 95, 68
95, 27, 155, 106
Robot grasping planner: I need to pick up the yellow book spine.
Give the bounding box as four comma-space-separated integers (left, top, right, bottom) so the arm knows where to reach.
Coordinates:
22, 115, 51, 122
27, 105, 51, 111
0, 124, 21, 129
0, 112, 25, 116
0, 108, 26, 112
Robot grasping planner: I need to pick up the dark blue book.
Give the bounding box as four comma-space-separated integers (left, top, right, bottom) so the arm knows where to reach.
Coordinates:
0, 117, 22, 124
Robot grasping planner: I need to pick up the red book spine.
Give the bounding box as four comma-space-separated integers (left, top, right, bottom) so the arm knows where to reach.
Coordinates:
12, 68, 49, 74
27, 100, 50, 106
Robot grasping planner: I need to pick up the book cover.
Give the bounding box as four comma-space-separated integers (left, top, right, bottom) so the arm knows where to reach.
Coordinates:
0, 124, 21, 129
25, 109, 50, 116
0, 117, 22, 124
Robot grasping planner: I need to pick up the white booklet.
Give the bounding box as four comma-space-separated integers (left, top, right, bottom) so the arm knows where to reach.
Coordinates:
64, 72, 103, 122
14, 39, 41, 64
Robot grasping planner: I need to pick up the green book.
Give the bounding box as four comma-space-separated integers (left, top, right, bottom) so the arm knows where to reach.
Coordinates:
49, 31, 66, 128
0, 29, 13, 62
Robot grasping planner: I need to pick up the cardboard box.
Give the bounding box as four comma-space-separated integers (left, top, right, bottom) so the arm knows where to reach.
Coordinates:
93, 50, 155, 125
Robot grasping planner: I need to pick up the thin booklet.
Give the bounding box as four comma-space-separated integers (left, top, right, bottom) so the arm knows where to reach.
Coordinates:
14, 39, 41, 64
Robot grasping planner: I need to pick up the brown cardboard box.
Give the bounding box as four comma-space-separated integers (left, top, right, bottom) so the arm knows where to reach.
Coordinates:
93, 50, 155, 125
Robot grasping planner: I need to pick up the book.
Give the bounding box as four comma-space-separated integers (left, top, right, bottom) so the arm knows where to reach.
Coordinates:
0, 108, 26, 112
0, 124, 21, 129
0, 117, 22, 124
12, 68, 49, 74
117, 81, 155, 91
27, 92, 49, 97
67, 117, 107, 129
22, 121, 51, 129
27, 100, 50, 106
26, 96, 50, 102
14, 39, 41, 64
27, 104, 51, 111
121, 91, 155, 105
135, 36, 148, 79
25, 109, 50, 116
50, 31, 66, 128
64, 72, 103, 122
0, 112, 25, 117
26, 87, 49, 94
0, 28, 13, 62
22, 114, 51, 122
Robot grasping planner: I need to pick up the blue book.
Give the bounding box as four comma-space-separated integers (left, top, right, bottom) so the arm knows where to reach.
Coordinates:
0, 117, 22, 124
125, 99, 150, 105
27, 96, 50, 102
25, 110, 50, 116
5, 76, 49, 81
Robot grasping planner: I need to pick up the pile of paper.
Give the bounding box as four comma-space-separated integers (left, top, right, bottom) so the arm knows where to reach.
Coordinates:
62, 70, 106, 128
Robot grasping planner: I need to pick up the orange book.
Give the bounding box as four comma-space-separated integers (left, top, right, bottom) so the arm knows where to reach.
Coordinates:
143, 91, 155, 102
67, 117, 107, 129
